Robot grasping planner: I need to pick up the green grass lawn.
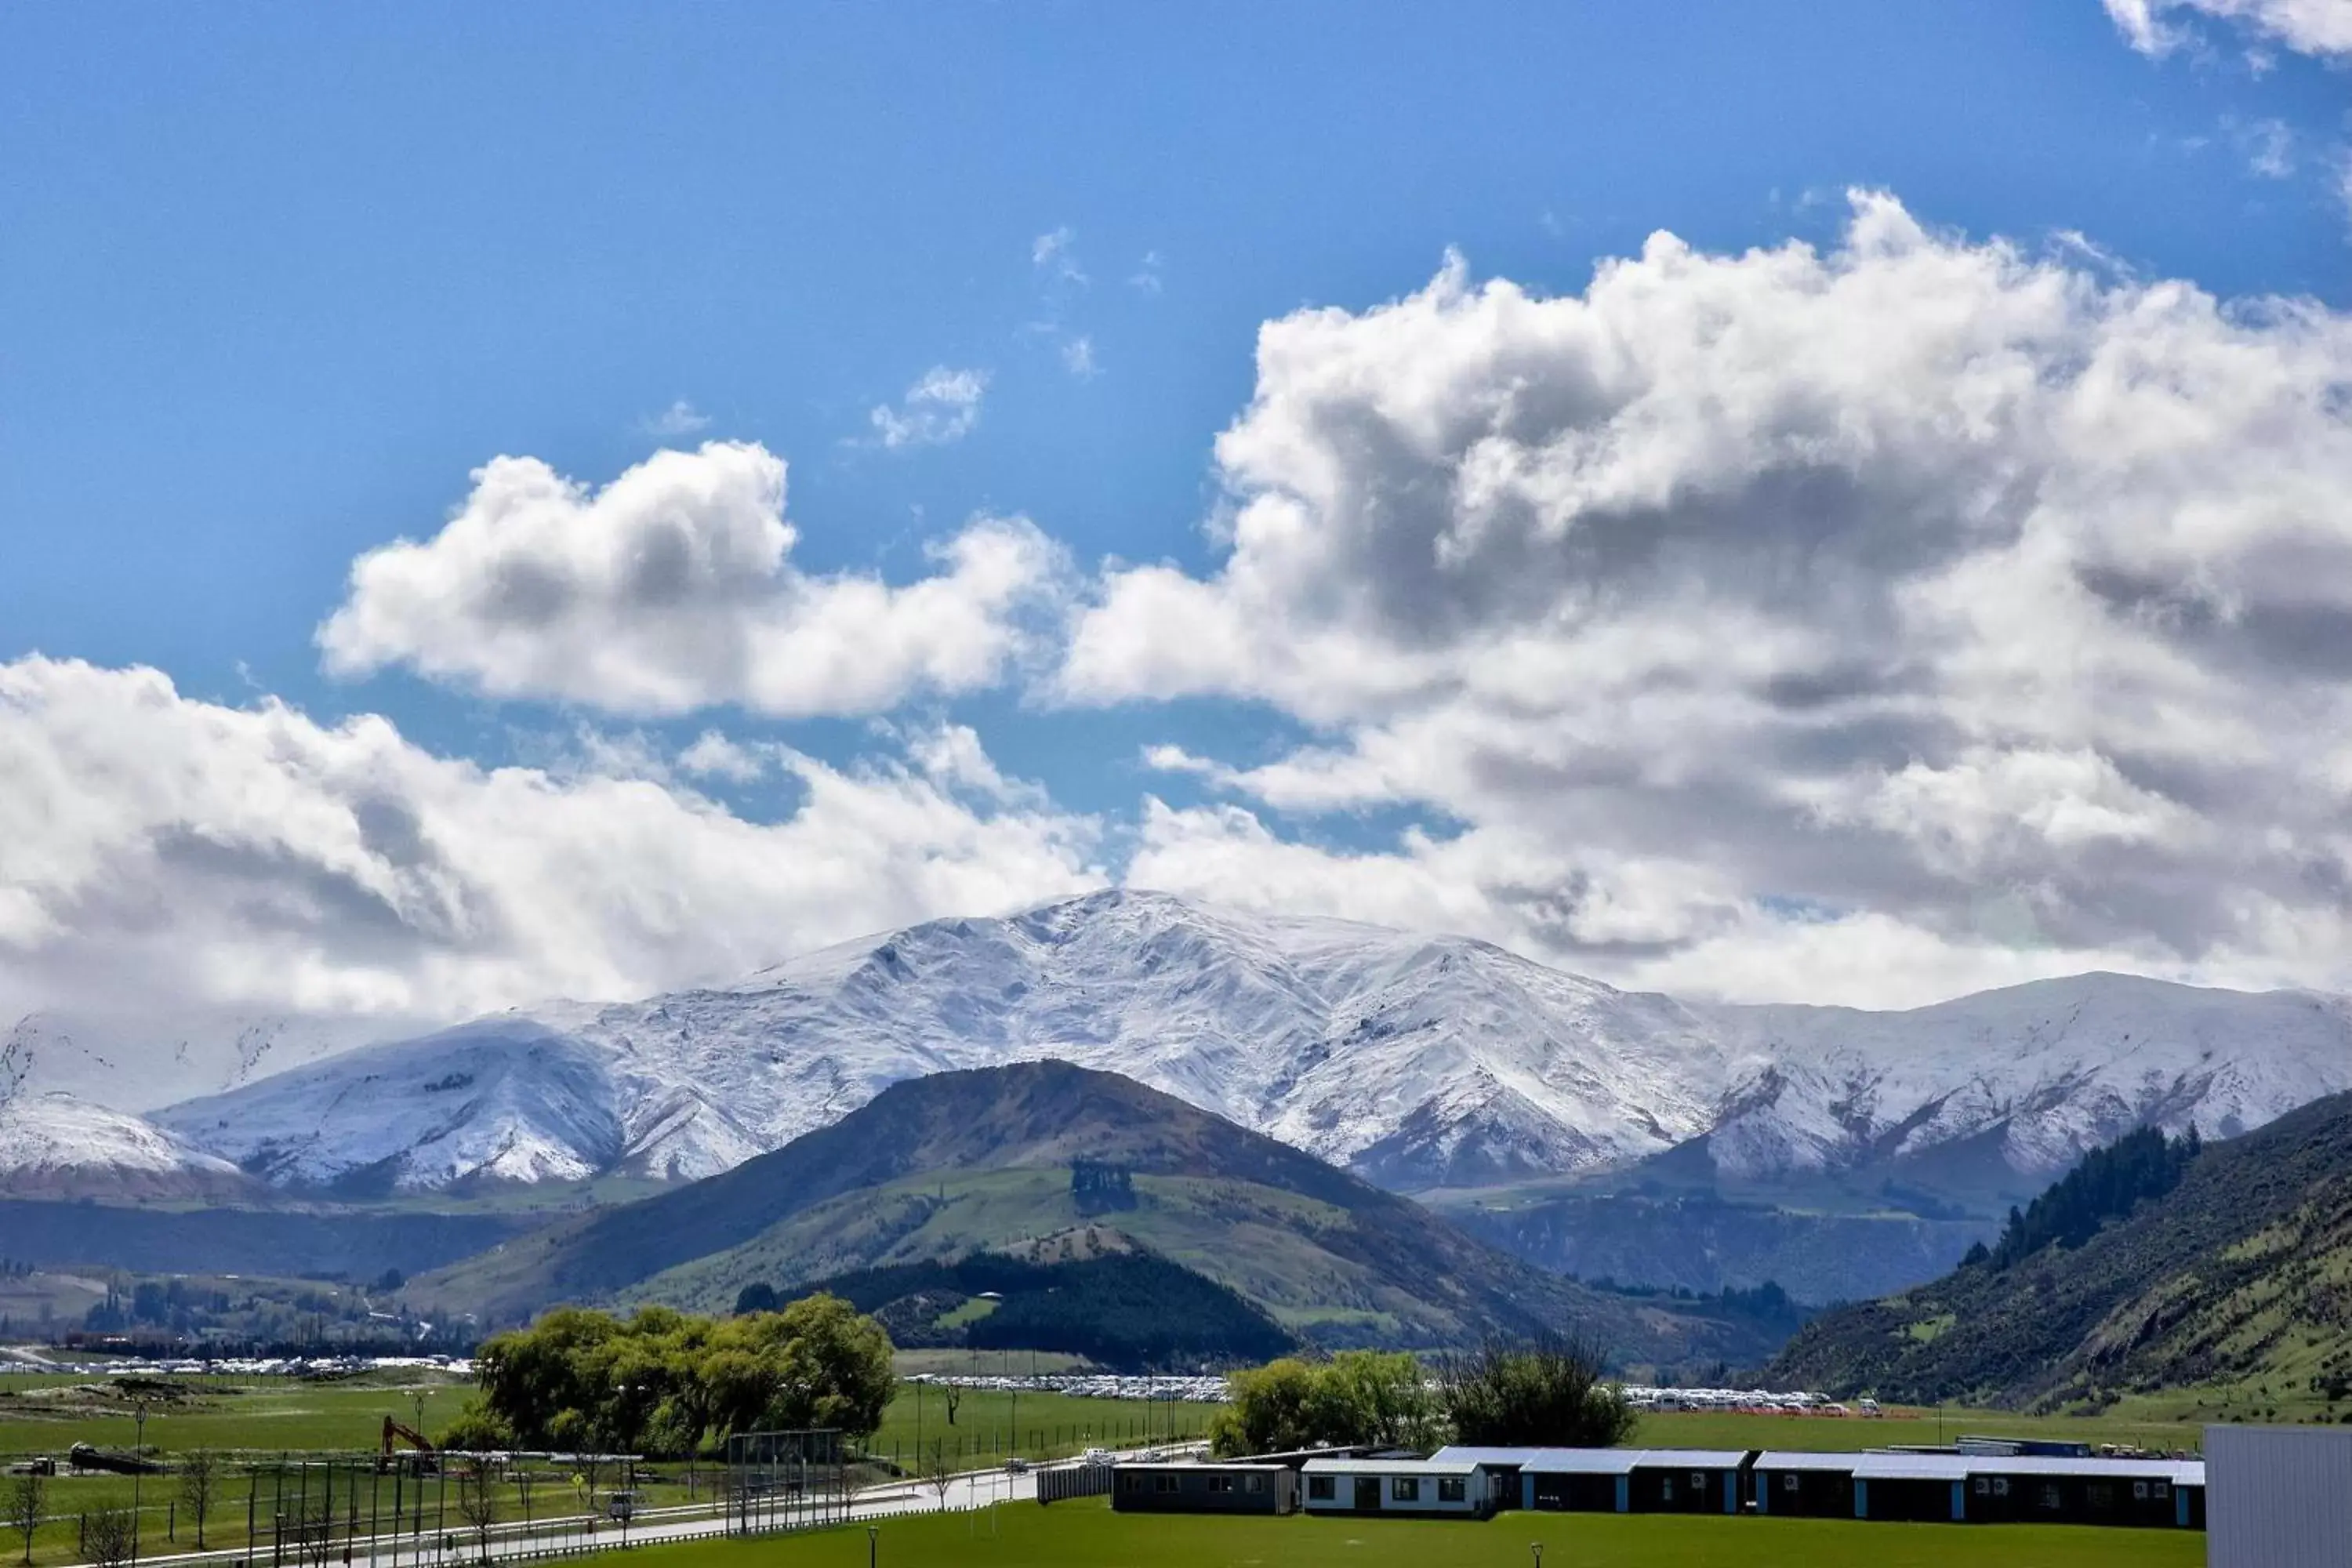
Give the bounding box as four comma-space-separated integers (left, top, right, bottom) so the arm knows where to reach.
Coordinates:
636, 1501, 2205, 1567
867, 1386, 1216, 1471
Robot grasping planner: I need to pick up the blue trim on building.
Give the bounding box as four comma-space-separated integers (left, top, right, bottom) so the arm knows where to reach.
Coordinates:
1951, 1480, 1966, 1522
1854, 1479, 1869, 1520
1613, 1475, 1629, 1513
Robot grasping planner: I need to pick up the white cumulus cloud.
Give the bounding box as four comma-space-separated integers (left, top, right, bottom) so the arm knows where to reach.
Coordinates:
2105, 0, 2352, 57
0, 656, 1102, 1041
1068, 192, 2352, 1005
318, 441, 1064, 717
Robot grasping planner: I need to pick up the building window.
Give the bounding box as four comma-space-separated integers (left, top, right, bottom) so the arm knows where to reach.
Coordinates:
1438, 1478, 1466, 1503
1782, 1473, 1799, 1494
2132, 1480, 2149, 1501
1992, 1478, 2009, 1498
1120, 1474, 1136, 1493
1391, 1477, 1421, 1502
2040, 1486, 2062, 1512
1973, 1478, 1990, 1496
1207, 1475, 1234, 1494
1661, 1478, 1675, 1501
1308, 1475, 1334, 1501
1155, 1474, 1178, 1494
1246, 1474, 1265, 1494
2089, 1483, 2115, 1510
2152, 1481, 2169, 1500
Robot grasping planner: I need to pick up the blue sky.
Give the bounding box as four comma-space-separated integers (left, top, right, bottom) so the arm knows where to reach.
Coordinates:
5, 0, 2352, 1039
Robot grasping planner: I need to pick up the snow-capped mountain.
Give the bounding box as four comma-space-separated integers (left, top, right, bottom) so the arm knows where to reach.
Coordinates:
157, 1022, 627, 1190
140, 891, 2352, 1196
0, 1089, 253, 1200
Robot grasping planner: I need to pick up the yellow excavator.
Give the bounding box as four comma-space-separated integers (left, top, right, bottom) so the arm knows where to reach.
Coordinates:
379, 1416, 437, 1475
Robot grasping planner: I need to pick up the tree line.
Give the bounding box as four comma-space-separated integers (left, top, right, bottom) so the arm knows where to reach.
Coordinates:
444, 1294, 894, 1456
1208, 1335, 1633, 1456
1965, 1123, 2203, 1271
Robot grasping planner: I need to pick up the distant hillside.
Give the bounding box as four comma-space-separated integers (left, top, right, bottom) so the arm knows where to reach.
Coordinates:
781, 1244, 1298, 1370
1435, 1185, 1991, 1303
415, 1062, 1777, 1369
0, 1200, 538, 1280
1767, 1091, 2352, 1410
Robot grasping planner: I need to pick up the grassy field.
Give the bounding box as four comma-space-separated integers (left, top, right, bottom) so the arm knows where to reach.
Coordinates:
866, 1385, 1215, 1471
0, 1370, 1213, 1566
1634, 1406, 2205, 1454
0, 1371, 478, 1454
637, 1501, 2204, 1567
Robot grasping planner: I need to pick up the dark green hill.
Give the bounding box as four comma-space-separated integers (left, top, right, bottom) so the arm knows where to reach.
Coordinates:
416, 1062, 1778, 1368
782, 1243, 1298, 1370
1767, 1090, 2352, 1410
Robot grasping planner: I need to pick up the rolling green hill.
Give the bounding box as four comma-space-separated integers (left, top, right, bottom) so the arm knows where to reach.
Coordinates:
1768, 1089, 2352, 1411
416, 1062, 1780, 1368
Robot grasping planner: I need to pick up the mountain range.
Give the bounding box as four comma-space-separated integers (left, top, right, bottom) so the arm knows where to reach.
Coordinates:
114, 892, 2352, 1196
13, 890, 2352, 1302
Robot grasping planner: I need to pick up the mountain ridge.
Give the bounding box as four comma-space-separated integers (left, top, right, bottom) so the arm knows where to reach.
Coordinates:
123, 892, 2352, 1209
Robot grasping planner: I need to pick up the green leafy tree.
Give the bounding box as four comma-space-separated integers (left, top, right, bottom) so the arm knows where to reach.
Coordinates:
463, 1294, 894, 1457
1210, 1351, 1438, 1457
1209, 1359, 1322, 1456
1436, 1334, 1634, 1448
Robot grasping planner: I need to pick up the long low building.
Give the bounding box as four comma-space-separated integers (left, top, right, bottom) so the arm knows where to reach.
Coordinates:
1110, 1461, 1297, 1515
1432, 1446, 1749, 1514
1751, 1449, 2205, 1527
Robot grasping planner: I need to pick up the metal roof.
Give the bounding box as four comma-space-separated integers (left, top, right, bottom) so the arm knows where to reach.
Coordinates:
1754, 1450, 2205, 1486
1111, 1461, 1291, 1472
1429, 1446, 1749, 1475
1301, 1458, 1482, 1476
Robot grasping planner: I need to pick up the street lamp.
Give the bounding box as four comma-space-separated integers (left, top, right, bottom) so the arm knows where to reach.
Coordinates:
131, 1403, 149, 1566
1530, 1544, 1544, 1568
866, 1523, 878, 1568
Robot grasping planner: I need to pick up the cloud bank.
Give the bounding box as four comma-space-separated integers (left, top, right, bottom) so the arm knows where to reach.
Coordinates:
0, 657, 1101, 1033
1073, 193, 2352, 1004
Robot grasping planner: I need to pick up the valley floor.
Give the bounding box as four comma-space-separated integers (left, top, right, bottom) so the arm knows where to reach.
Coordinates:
629, 1501, 2204, 1567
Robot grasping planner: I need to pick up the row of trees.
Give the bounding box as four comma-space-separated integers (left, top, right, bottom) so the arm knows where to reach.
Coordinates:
446, 1295, 895, 1456
1965, 1124, 2204, 1271
1208, 1336, 1633, 1457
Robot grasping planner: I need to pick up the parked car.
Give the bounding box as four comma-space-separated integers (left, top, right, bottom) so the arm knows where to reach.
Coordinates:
1005, 1457, 1030, 1473
1082, 1447, 1112, 1467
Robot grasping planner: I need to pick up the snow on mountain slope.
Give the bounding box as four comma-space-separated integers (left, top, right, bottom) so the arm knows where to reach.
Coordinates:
143, 891, 2352, 1196
154, 1020, 626, 1192
1692, 972, 2352, 1182
0, 1089, 252, 1200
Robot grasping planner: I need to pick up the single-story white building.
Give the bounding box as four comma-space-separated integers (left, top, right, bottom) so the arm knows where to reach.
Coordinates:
1300, 1457, 1508, 1517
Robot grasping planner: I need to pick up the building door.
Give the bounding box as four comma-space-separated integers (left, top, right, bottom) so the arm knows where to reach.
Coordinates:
1355, 1478, 1382, 1512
